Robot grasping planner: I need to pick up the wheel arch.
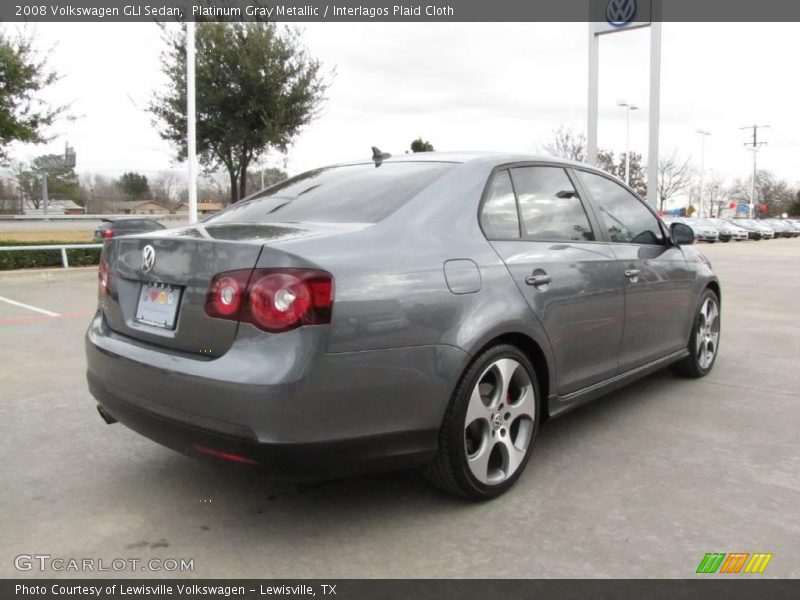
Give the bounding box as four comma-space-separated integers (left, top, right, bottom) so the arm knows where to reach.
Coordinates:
706, 279, 721, 305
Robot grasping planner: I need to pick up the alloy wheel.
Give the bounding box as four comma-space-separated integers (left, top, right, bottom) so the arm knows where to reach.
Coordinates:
696, 297, 720, 370
463, 358, 535, 485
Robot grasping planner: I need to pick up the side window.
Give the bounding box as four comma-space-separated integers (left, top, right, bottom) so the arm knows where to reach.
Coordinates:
576, 171, 664, 245
510, 167, 595, 242
480, 170, 520, 239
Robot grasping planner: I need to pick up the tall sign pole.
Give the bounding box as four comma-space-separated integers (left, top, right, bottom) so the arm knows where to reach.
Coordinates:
647, 21, 661, 210
588, 0, 661, 208
587, 28, 600, 167
186, 21, 198, 225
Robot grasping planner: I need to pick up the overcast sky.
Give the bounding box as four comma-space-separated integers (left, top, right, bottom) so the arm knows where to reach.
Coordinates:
8, 22, 800, 190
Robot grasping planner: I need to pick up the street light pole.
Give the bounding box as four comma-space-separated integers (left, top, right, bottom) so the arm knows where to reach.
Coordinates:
617, 101, 638, 185
696, 130, 710, 217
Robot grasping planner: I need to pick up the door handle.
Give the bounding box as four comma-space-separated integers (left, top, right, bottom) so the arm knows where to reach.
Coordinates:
624, 269, 641, 279
525, 273, 552, 286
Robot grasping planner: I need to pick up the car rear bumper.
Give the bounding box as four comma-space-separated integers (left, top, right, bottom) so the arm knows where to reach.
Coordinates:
90, 381, 437, 479
86, 313, 468, 479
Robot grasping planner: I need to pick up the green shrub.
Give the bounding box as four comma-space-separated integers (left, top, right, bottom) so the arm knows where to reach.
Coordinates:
0, 240, 101, 270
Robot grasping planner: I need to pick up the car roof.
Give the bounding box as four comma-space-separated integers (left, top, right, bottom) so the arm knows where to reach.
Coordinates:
332, 150, 613, 176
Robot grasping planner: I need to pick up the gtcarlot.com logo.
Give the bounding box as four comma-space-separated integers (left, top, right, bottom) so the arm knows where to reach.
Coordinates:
696, 552, 773, 574
14, 554, 194, 573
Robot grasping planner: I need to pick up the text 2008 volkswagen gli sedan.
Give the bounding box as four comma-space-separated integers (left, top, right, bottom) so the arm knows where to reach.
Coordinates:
86, 152, 721, 500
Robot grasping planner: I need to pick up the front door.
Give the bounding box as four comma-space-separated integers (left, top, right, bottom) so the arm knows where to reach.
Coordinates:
573, 169, 694, 371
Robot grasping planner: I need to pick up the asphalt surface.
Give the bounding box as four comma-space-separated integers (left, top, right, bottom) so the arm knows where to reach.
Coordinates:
1, 240, 799, 579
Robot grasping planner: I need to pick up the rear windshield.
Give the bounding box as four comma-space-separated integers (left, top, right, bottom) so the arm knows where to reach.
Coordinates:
206, 162, 455, 224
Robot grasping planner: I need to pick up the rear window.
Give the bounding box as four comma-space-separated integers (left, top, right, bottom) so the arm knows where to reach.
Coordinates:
206, 162, 455, 224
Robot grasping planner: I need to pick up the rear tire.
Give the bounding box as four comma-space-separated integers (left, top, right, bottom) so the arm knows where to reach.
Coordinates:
424, 344, 540, 500
672, 289, 721, 378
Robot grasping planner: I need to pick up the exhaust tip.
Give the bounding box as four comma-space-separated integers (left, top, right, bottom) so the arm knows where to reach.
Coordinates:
97, 405, 117, 425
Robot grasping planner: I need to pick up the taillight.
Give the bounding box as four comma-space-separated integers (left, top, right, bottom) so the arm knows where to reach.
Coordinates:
98, 257, 111, 296
103, 229, 114, 239
205, 272, 249, 318
205, 268, 333, 333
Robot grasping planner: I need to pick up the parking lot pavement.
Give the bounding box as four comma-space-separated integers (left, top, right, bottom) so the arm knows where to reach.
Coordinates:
2, 240, 799, 579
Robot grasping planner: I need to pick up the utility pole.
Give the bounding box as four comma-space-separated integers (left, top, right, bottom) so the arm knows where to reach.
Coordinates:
696, 130, 710, 217
741, 124, 769, 219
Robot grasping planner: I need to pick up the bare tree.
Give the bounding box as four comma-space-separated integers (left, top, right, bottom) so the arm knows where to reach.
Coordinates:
657, 150, 694, 212
541, 126, 586, 162
703, 173, 727, 217
80, 173, 126, 214
150, 171, 183, 212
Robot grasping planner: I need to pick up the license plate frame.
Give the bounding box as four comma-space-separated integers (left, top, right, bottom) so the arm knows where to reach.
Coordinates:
135, 282, 182, 330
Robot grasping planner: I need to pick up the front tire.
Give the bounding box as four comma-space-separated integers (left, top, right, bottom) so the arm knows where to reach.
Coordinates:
672, 289, 721, 378
425, 344, 540, 500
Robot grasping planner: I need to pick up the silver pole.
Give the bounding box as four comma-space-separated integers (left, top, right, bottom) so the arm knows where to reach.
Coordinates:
647, 22, 662, 210
42, 171, 49, 218
587, 25, 599, 166
186, 21, 198, 225
625, 107, 631, 184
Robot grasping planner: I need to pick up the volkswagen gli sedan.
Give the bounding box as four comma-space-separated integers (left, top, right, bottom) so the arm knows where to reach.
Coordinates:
86, 153, 721, 500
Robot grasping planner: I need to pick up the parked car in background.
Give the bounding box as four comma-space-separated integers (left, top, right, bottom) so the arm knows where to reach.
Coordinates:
665, 217, 719, 243
702, 218, 748, 242
763, 218, 798, 238
85, 152, 721, 500
94, 218, 166, 240
726, 219, 773, 240
742, 219, 775, 240
783, 220, 800, 235
693, 218, 731, 242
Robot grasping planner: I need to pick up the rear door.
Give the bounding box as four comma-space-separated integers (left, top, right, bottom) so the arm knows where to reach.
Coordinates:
482, 165, 624, 396
573, 169, 693, 371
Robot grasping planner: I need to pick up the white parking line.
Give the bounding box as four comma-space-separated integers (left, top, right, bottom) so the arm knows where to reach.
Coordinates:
0, 295, 61, 317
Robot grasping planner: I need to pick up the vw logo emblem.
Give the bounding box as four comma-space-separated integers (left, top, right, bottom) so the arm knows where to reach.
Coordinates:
142, 245, 156, 273
492, 413, 503, 431
606, 0, 637, 26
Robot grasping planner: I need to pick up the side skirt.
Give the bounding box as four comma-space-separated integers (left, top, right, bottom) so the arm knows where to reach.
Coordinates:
546, 349, 690, 419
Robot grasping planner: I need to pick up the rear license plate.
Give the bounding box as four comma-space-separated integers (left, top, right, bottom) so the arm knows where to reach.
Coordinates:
135, 283, 182, 329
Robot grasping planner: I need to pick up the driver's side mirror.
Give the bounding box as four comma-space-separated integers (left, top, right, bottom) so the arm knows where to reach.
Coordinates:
670, 222, 694, 245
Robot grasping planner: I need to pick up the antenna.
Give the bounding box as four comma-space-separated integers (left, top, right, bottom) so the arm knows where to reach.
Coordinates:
371, 146, 391, 166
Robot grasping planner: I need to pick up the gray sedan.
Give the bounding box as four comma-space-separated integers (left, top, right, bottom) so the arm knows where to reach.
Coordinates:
86, 152, 720, 500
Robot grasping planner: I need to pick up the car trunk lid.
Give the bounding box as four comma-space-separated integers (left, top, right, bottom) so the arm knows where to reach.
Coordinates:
101, 222, 359, 356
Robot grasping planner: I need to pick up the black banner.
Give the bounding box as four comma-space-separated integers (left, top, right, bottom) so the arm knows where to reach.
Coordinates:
4, 580, 800, 600
4, 0, 800, 23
